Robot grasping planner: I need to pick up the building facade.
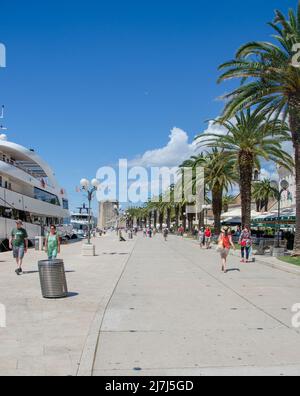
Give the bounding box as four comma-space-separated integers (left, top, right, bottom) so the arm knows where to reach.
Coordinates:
278, 166, 296, 209
98, 200, 118, 229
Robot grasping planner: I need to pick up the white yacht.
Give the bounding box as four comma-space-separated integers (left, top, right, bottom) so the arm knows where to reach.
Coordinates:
0, 133, 70, 249
70, 204, 96, 237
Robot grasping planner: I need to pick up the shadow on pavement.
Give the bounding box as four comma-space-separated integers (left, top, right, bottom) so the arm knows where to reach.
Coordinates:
103, 252, 129, 256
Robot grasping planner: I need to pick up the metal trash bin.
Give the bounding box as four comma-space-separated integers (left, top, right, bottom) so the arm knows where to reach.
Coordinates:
38, 259, 68, 299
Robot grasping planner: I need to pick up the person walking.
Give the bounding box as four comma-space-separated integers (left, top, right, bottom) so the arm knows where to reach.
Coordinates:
45, 225, 61, 260
163, 228, 169, 241
178, 226, 184, 237
204, 227, 212, 249
239, 226, 252, 263
119, 229, 126, 242
236, 225, 242, 239
9, 220, 28, 276
218, 227, 236, 273
198, 228, 205, 249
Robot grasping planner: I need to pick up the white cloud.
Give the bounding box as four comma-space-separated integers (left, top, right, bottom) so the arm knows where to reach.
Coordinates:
194, 120, 229, 150
129, 127, 198, 168
202, 120, 228, 137
260, 167, 279, 182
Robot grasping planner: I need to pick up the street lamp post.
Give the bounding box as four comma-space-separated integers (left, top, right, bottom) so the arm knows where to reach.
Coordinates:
80, 178, 100, 255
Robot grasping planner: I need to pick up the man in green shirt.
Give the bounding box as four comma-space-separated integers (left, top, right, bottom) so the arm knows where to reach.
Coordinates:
9, 220, 28, 276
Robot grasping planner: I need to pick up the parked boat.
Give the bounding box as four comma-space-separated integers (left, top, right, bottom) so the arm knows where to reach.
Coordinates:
0, 132, 71, 250
70, 203, 96, 238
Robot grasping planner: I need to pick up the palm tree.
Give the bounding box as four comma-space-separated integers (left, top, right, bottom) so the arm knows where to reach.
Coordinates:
181, 150, 238, 234
205, 149, 238, 234
197, 109, 293, 228
164, 185, 175, 230
151, 195, 166, 230
223, 194, 236, 213
253, 179, 280, 212
180, 155, 206, 233
216, 2, 300, 251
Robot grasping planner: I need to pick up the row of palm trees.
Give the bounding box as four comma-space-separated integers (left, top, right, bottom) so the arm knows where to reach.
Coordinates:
128, 2, 300, 253
212, 2, 300, 254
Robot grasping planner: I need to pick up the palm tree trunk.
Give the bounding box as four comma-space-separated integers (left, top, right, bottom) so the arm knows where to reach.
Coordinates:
148, 213, 152, 228
181, 205, 187, 231
212, 187, 222, 235
199, 210, 205, 228
159, 211, 164, 230
264, 199, 269, 212
239, 153, 253, 228
166, 208, 171, 229
293, 142, 300, 254
175, 205, 180, 230
256, 200, 260, 212
154, 210, 157, 229
187, 213, 194, 234
290, 103, 300, 255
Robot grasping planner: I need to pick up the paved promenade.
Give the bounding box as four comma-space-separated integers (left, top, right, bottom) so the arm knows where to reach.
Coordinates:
0, 233, 300, 376
0, 234, 136, 376
93, 235, 300, 376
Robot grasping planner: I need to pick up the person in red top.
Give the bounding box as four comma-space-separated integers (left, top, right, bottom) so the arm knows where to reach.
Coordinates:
178, 226, 184, 237
218, 227, 236, 273
204, 227, 212, 249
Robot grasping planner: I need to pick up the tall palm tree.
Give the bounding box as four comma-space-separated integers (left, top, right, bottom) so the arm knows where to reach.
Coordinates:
181, 150, 238, 234
205, 149, 238, 234
197, 109, 293, 228
253, 179, 280, 212
152, 195, 166, 230
216, 2, 300, 251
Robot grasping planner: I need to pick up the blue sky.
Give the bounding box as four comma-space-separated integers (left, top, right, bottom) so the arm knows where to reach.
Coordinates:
0, 0, 297, 212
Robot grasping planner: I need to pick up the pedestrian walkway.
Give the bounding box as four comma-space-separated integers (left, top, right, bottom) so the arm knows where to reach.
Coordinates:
93, 234, 300, 376
1, 233, 300, 376
0, 234, 136, 376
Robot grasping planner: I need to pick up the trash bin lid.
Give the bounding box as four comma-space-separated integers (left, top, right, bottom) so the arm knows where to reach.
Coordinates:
38, 259, 64, 265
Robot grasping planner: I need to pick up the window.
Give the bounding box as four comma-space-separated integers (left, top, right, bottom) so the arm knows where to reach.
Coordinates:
34, 187, 60, 206
62, 199, 69, 210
